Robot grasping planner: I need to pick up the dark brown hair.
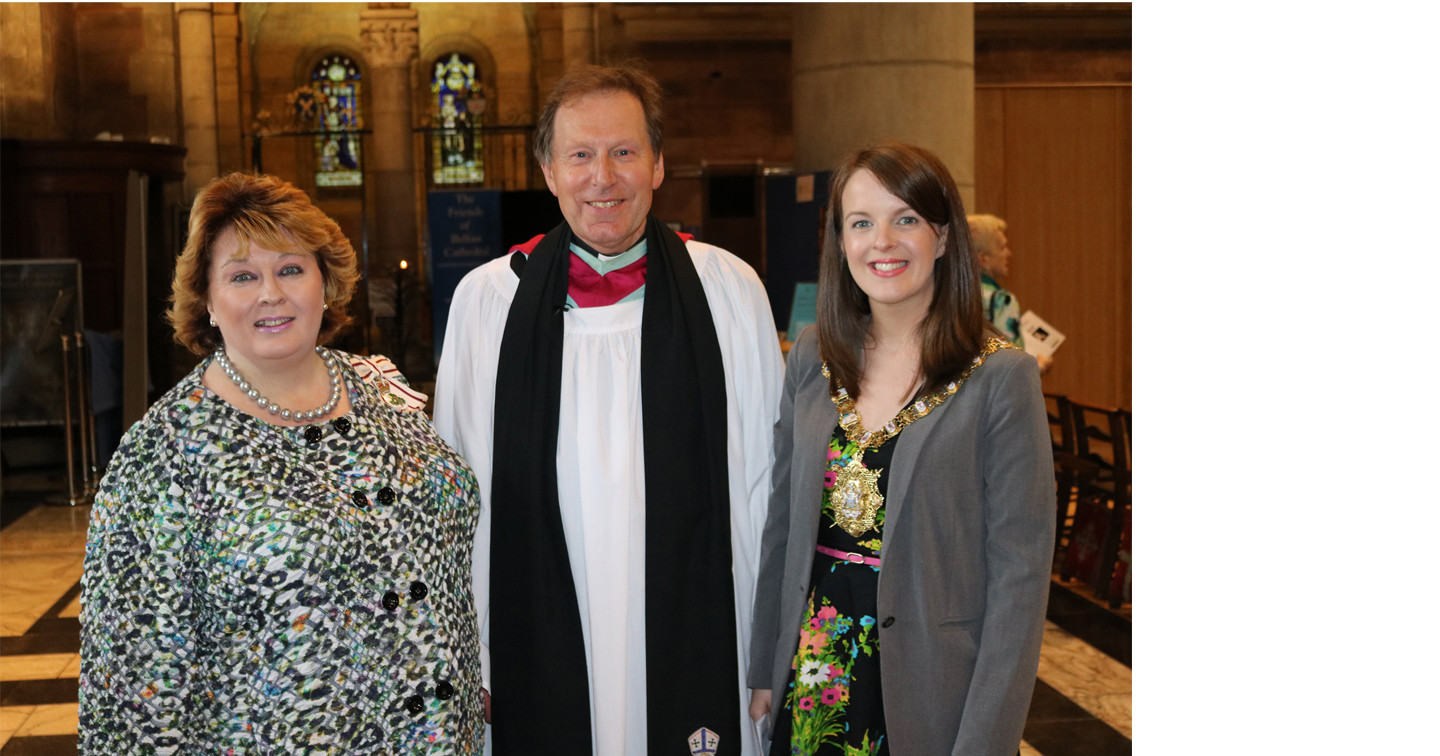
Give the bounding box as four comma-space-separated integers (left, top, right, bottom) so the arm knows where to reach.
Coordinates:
533, 63, 664, 165
817, 141, 996, 398
168, 172, 360, 355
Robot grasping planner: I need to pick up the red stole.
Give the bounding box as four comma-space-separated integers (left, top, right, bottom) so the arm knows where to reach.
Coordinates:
509, 232, 694, 308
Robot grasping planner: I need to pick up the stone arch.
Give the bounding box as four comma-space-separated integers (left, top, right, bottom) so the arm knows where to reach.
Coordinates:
414, 3, 534, 128
246, 1, 372, 188
246, 3, 373, 128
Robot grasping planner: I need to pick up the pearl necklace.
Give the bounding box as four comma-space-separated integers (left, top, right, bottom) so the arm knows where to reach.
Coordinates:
214, 345, 342, 422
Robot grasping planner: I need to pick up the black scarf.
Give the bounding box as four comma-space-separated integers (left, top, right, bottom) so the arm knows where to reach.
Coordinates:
490, 217, 740, 754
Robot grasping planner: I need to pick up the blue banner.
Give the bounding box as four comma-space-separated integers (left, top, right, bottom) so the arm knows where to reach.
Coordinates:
427, 189, 503, 364
787, 282, 818, 339
763, 171, 830, 333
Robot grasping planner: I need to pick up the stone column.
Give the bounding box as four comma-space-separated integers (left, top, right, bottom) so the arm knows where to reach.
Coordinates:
360, 4, 420, 272
536, 3, 595, 104
176, 2, 220, 197
561, 3, 597, 71
212, 3, 244, 175
792, 3, 976, 209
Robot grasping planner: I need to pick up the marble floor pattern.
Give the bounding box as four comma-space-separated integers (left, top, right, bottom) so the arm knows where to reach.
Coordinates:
0, 500, 1131, 755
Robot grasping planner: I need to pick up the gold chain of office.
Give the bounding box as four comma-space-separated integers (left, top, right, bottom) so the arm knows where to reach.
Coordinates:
820, 336, 1018, 537
821, 336, 1017, 450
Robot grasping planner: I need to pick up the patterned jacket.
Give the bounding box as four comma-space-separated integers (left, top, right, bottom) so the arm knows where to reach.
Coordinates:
79, 352, 484, 754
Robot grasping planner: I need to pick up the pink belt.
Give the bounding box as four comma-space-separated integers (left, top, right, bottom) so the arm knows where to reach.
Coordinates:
816, 544, 881, 566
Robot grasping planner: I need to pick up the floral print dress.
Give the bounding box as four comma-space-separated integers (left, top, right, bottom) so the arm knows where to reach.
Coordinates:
770, 424, 898, 756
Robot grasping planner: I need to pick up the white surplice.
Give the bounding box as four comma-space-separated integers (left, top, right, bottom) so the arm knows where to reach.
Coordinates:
433, 239, 784, 755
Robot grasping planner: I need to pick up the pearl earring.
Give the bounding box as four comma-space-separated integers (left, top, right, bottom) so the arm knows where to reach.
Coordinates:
323, 303, 329, 310
210, 317, 217, 326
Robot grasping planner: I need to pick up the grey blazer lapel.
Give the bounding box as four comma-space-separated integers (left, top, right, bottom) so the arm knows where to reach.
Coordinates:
877, 396, 955, 564
793, 364, 836, 559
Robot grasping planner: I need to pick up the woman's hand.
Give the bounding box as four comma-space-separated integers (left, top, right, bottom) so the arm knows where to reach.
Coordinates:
483, 687, 492, 723
749, 689, 772, 722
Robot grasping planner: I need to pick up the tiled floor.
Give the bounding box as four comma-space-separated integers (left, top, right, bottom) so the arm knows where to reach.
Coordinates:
0, 495, 86, 753
0, 489, 1131, 754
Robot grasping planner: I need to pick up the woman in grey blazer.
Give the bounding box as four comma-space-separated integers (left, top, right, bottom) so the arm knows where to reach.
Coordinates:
748, 142, 1054, 756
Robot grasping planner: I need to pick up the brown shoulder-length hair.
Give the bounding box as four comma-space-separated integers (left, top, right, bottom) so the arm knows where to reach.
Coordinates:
817, 141, 997, 398
533, 62, 664, 165
168, 172, 361, 356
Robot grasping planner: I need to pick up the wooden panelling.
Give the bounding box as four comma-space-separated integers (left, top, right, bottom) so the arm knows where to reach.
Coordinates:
974, 3, 1131, 85
0, 140, 188, 398
975, 84, 1131, 409
974, 92, 1009, 214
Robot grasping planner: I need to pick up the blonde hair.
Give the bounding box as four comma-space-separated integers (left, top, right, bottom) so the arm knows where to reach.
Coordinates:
966, 213, 1008, 260
168, 173, 361, 356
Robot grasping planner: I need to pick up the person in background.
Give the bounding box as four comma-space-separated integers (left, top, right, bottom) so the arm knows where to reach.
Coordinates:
968, 213, 1052, 375
80, 173, 485, 754
432, 64, 783, 755
749, 143, 1054, 755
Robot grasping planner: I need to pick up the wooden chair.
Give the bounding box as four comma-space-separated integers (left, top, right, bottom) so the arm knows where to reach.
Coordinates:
1055, 399, 1131, 607
1043, 393, 1077, 568
1043, 392, 1075, 455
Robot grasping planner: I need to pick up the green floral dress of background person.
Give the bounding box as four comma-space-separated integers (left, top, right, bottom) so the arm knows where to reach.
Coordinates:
769, 425, 898, 756
980, 273, 1025, 349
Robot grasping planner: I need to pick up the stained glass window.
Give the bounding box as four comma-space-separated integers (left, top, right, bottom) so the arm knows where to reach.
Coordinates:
312, 54, 363, 187
431, 52, 484, 185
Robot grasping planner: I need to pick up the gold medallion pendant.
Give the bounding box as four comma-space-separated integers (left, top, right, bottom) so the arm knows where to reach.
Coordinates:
830, 452, 884, 537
